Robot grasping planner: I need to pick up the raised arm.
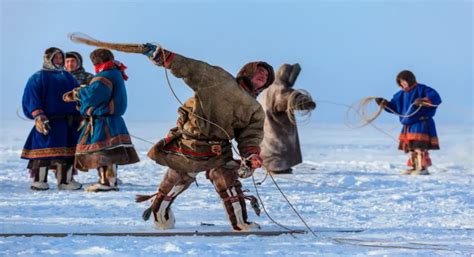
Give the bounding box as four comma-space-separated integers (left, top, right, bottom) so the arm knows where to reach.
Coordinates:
143, 43, 233, 92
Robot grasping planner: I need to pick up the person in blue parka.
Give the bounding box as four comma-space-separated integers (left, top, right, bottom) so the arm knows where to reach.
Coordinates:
21, 47, 83, 190
376, 70, 442, 175
64, 48, 139, 192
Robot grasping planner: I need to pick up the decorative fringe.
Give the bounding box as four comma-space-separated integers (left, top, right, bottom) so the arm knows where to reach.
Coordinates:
244, 195, 261, 216
142, 207, 153, 221
69, 32, 150, 54
135, 192, 158, 203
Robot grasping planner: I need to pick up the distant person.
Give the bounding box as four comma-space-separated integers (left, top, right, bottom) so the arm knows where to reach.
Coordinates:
376, 70, 441, 175
64, 48, 139, 192
259, 63, 316, 174
65, 51, 93, 85
21, 47, 82, 190
136, 43, 274, 231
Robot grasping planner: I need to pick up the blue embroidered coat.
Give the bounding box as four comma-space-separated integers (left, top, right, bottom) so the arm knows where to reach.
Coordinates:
74, 66, 138, 170
384, 83, 442, 151
21, 69, 81, 160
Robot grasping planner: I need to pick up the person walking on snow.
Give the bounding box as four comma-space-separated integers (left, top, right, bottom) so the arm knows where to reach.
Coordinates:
136, 43, 275, 231
376, 70, 441, 175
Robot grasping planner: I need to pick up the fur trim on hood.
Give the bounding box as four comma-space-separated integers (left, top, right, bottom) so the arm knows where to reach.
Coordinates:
66, 51, 84, 71
236, 61, 275, 96
42, 47, 65, 71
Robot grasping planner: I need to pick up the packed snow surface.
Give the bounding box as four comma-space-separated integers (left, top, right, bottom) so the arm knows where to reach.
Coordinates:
1, 121, 473, 256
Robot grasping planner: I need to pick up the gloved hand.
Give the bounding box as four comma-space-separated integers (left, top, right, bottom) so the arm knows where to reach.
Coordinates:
73, 87, 82, 101
142, 43, 159, 58
375, 97, 388, 106
62, 87, 82, 103
237, 153, 263, 179
245, 153, 263, 169
35, 114, 51, 135
413, 98, 430, 106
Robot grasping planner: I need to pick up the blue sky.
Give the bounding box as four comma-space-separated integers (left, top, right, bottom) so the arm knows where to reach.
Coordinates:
1, 0, 472, 125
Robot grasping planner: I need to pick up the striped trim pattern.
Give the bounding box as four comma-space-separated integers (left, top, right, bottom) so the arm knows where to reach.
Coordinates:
90, 76, 113, 89
21, 147, 76, 159
31, 109, 44, 118
76, 134, 133, 153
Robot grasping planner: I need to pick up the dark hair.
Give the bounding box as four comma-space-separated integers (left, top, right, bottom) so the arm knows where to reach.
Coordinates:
396, 70, 417, 87
90, 48, 114, 66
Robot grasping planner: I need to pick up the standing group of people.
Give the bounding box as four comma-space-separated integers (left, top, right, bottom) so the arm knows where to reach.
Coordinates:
22, 47, 139, 192
20, 43, 441, 231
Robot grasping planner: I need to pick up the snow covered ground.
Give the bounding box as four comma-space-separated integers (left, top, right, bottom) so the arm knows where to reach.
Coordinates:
0, 120, 473, 256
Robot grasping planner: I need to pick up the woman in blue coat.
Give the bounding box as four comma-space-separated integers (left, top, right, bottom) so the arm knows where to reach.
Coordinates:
21, 47, 83, 190
65, 48, 139, 192
376, 70, 442, 175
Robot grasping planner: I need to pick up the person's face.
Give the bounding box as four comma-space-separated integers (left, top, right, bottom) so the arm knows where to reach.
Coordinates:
251, 66, 269, 89
65, 57, 78, 72
399, 79, 410, 90
52, 53, 64, 67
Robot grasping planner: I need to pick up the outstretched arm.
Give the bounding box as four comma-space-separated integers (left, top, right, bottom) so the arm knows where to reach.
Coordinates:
143, 43, 233, 92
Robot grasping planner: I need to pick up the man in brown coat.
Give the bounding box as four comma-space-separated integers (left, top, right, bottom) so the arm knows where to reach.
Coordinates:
138, 43, 274, 231
259, 63, 316, 174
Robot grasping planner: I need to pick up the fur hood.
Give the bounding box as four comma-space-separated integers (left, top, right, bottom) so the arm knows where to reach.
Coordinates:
236, 61, 275, 96
42, 47, 65, 71
66, 51, 85, 72
276, 63, 301, 88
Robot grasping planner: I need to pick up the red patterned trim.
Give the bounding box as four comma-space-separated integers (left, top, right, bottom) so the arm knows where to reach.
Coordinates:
164, 52, 175, 68
153, 49, 175, 68
399, 133, 439, 145
32, 109, 44, 118
21, 147, 75, 159
163, 145, 217, 157
76, 134, 133, 153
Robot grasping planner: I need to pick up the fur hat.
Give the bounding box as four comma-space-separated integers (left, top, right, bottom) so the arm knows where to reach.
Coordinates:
396, 70, 417, 87
90, 48, 114, 66
236, 61, 275, 92
66, 51, 83, 69
276, 63, 301, 88
43, 47, 65, 70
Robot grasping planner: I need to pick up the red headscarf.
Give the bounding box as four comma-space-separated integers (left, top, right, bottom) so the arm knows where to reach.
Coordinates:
94, 60, 128, 81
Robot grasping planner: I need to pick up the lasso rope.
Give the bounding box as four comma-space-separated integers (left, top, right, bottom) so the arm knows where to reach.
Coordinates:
344, 96, 438, 129
16, 107, 31, 121
287, 89, 313, 125
69, 33, 315, 237
157, 46, 317, 238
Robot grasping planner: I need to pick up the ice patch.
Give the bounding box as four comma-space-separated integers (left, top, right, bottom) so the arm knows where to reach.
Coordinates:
163, 242, 182, 253
74, 247, 113, 255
